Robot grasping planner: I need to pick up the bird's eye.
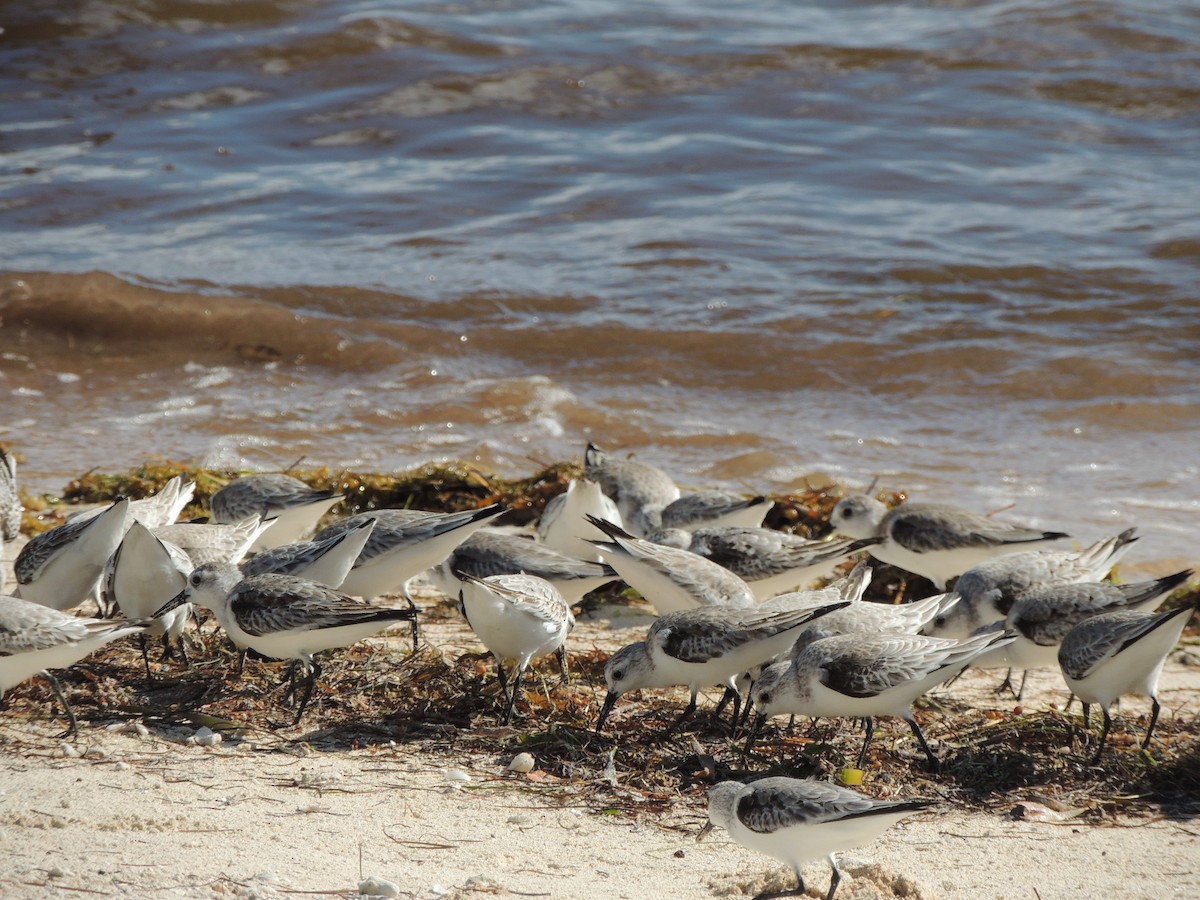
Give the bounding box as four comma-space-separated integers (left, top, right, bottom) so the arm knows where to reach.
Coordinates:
843, 508, 854, 518
933, 617, 946, 628
758, 692, 771, 704
190, 572, 202, 587
613, 669, 624, 680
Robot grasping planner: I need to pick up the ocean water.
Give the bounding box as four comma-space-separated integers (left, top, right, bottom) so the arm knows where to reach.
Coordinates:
1, 1, 1198, 563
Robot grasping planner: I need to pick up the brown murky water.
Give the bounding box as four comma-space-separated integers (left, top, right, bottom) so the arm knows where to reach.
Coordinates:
1, 1, 1198, 560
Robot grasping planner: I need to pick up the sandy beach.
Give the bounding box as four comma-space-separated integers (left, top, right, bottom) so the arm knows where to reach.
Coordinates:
2, 530, 1198, 900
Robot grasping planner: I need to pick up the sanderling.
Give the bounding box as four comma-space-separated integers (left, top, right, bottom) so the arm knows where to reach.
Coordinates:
210, 474, 342, 550
155, 516, 271, 567
657, 526, 882, 600
595, 601, 849, 735
316, 504, 504, 600
748, 629, 1015, 770
458, 572, 575, 724
68, 475, 194, 531
103, 521, 194, 677
0, 594, 149, 735
587, 515, 755, 613
537, 478, 622, 562
428, 529, 617, 605
927, 528, 1140, 640
830, 495, 1068, 590
0, 446, 21, 542
997, 569, 1193, 675
584, 441, 679, 537
240, 518, 377, 588
660, 491, 773, 531
154, 563, 418, 726
14, 498, 130, 611
701, 777, 931, 900
1059, 600, 1197, 762
785, 591, 962, 657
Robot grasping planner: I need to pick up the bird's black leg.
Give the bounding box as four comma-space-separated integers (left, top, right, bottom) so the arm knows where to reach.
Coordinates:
752, 868, 807, 900
1090, 707, 1113, 765
993, 668, 1017, 697
42, 671, 80, 738
856, 716, 875, 769
401, 582, 421, 653
661, 692, 698, 738
1015, 669, 1029, 700
1141, 698, 1162, 751
907, 716, 940, 772
826, 854, 842, 900
140, 634, 154, 681
556, 645, 570, 685
503, 667, 525, 725
291, 659, 320, 727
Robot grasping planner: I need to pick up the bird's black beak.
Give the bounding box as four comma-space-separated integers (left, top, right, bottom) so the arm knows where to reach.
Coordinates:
153, 588, 189, 619
743, 709, 766, 759
595, 690, 620, 736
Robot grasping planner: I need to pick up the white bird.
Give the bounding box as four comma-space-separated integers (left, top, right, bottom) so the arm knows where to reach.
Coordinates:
0, 594, 148, 735
0, 446, 21, 542
68, 475, 194, 530
155, 516, 271, 567
154, 563, 418, 726
1059, 600, 1198, 762
584, 441, 679, 537
428, 529, 617, 605
240, 518, 377, 588
210, 474, 342, 550
829, 495, 1069, 590
995, 570, 1193, 675
748, 629, 1015, 770
103, 521, 194, 677
13, 498, 131, 611
587, 516, 755, 613
537, 478, 622, 561
659, 491, 773, 531
595, 601, 849, 734
702, 777, 931, 900
457, 572, 575, 724
654, 526, 882, 600
317, 505, 504, 600
928, 528, 1140, 639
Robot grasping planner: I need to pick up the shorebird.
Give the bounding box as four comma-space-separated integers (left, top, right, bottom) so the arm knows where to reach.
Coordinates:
457, 572, 574, 724
654, 526, 882, 600
240, 518, 376, 588
316, 504, 504, 600
587, 515, 755, 613
103, 521, 194, 677
0, 446, 21, 542
68, 475, 194, 531
1059, 600, 1197, 762
155, 516, 271, 567
829, 495, 1068, 590
595, 601, 849, 735
14, 498, 130, 611
154, 563, 418, 726
0, 594, 149, 735
537, 478, 622, 562
928, 528, 1140, 639
584, 441, 679, 537
701, 777, 931, 900
210, 474, 342, 550
748, 629, 1015, 770
428, 529, 616, 606
659, 491, 773, 531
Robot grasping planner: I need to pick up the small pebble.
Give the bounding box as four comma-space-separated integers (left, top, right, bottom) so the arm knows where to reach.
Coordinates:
60, 743, 80, 758
114, 762, 131, 772
507, 752, 535, 774
507, 814, 531, 826
444, 769, 471, 784
357, 875, 400, 898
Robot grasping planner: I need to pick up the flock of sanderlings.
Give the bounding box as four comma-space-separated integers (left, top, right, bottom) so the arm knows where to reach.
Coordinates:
1, 442, 1194, 900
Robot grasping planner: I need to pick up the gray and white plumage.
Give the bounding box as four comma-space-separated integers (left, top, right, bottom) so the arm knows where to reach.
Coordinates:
0, 446, 21, 542
657, 526, 882, 600
14, 498, 131, 611
997, 570, 1193, 672
537, 478, 622, 562
103, 521, 194, 656
458, 572, 575, 724
830, 495, 1069, 590
587, 516, 755, 613
749, 629, 1015, 769
785, 591, 962, 658
704, 778, 930, 900
928, 528, 1140, 639
596, 601, 849, 733
660, 491, 773, 531
429, 528, 616, 605
68, 476, 194, 531
0, 594, 149, 734
240, 518, 376, 588
316, 504, 504, 599
210, 474, 342, 550
1058, 601, 1197, 761
584, 441, 679, 537
155, 516, 271, 567
154, 562, 417, 725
